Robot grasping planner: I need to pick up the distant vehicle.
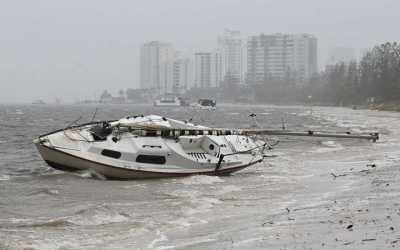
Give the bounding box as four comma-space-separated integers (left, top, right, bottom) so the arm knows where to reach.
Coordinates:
191, 99, 217, 110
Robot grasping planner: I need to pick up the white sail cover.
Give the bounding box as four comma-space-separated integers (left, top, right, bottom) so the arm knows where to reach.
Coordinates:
109, 115, 208, 130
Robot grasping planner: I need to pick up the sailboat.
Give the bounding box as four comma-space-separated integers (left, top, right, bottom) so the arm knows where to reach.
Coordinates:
34, 115, 378, 179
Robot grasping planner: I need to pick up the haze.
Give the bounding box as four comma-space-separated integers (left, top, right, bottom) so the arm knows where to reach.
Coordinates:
0, 0, 399, 103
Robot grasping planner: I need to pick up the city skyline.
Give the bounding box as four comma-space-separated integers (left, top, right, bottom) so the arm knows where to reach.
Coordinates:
1, 0, 399, 103
140, 31, 318, 94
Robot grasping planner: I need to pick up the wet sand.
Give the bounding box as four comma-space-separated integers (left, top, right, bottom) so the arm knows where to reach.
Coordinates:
251, 107, 400, 250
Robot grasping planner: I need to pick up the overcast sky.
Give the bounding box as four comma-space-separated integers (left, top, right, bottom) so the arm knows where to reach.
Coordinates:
0, 0, 399, 103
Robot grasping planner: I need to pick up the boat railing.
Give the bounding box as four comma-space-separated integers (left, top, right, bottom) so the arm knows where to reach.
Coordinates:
215, 142, 268, 171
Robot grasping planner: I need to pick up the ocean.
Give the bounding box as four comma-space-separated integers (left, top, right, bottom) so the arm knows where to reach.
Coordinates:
1, 104, 399, 250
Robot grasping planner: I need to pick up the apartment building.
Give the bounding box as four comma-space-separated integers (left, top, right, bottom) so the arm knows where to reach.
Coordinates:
140, 41, 175, 94
247, 33, 317, 85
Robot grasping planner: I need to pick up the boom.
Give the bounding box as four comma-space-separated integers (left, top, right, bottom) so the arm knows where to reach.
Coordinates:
118, 126, 379, 142
241, 129, 379, 142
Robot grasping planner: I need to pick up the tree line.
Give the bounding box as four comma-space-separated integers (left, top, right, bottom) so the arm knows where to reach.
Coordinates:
251, 42, 400, 106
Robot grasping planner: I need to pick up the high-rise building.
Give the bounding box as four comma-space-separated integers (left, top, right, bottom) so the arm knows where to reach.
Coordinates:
194, 51, 223, 89
218, 29, 244, 84
140, 41, 175, 94
173, 58, 192, 94
211, 50, 223, 88
246, 33, 317, 85
194, 52, 212, 88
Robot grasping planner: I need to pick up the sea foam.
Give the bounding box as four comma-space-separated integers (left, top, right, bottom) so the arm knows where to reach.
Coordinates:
180, 175, 224, 185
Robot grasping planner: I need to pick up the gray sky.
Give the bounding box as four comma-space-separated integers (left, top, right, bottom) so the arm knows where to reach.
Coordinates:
0, 0, 399, 103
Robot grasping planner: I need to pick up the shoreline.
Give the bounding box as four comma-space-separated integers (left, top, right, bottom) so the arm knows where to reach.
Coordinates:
2, 101, 400, 113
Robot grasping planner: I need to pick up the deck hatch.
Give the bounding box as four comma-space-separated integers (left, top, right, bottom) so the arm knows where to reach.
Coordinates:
136, 155, 166, 164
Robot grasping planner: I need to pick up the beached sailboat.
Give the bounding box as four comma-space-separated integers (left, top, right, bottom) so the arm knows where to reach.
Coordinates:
34, 115, 378, 179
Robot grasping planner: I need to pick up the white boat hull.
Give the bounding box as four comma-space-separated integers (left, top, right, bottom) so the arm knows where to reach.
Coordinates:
34, 115, 266, 179
35, 142, 259, 179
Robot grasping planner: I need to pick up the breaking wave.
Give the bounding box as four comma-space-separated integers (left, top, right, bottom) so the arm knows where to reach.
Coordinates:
214, 185, 242, 195
1, 204, 130, 230
180, 175, 224, 185
309, 140, 344, 153
320, 140, 340, 148
0, 174, 11, 181
74, 169, 107, 180
66, 204, 130, 226
28, 187, 59, 196
18, 219, 73, 228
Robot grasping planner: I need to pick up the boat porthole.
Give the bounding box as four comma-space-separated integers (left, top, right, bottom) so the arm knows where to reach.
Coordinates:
209, 144, 215, 150
136, 155, 166, 164
101, 149, 122, 159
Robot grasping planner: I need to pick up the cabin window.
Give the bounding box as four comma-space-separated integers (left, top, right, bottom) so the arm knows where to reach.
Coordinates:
209, 144, 215, 150
142, 145, 162, 149
136, 155, 166, 164
101, 149, 121, 159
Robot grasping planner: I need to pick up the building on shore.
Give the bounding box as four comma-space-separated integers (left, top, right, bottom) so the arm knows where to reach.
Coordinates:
218, 29, 245, 85
173, 57, 192, 94
194, 52, 212, 89
246, 33, 317, 86
140, 41, 175, 95
194, 51, 223, 89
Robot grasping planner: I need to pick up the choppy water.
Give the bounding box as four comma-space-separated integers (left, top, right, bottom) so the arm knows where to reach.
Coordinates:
1, 104, 399, 250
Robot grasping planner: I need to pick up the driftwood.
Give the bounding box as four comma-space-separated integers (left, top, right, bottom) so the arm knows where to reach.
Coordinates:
331, 173, 347, 178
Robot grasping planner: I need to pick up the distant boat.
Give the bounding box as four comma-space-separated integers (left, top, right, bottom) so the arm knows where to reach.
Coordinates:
154, 96, 186, 107
32, 100, 46, 105
191, 99, 217, 110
